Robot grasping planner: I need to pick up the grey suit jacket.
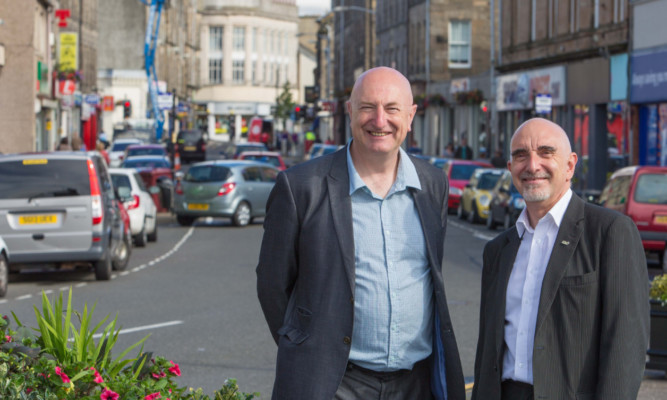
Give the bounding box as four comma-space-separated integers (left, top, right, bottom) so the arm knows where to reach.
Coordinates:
257, 148, 465, 400
472, 194, 649, 400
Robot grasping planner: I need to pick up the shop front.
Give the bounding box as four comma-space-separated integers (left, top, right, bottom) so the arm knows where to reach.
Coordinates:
199, 101, 272, 144
630, 46, 667, 167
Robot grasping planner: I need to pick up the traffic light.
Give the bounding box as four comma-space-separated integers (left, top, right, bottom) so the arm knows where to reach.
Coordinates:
294, 105, 306, 119
123, 101, 132, 118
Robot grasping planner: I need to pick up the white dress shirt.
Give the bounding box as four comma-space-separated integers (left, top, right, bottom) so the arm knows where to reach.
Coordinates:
502, 189, 573, 384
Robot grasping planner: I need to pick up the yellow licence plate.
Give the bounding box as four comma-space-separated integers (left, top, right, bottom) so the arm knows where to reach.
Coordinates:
654, 215, 667, 225
187, 203, 209, 211
184, 146, 196, 151
19, 214, 57, 225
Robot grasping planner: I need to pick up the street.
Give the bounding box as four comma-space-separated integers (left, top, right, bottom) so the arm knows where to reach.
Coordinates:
1, 210, 666, 399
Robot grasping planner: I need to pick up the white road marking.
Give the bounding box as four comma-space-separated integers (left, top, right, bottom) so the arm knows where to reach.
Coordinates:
92, 320, 184, 338
16, 294, 32, 300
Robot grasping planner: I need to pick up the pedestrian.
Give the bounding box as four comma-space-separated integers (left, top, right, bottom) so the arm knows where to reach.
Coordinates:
257, 66, 465, 400
472, 118, 649, 400
443, 142, 455, 158
454, 136, 473, 159
490, 148, 507, 168
55, 136, 72, 151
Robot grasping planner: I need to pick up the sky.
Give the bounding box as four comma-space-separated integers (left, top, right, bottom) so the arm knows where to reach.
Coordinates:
296, 0, 330, 16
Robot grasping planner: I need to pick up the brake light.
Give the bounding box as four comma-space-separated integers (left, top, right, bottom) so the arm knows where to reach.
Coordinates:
201, 143, 206, 152
126, 194, 140, 210
175, 181, 183, 195
87, 159, 104, 225
218, 182, 236, 196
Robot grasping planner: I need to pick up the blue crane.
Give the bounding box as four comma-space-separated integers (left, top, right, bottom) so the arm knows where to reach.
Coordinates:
140, 0, 165, 142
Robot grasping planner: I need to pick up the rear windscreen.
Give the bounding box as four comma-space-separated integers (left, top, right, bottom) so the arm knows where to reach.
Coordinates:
450, 164, 480, 180
0, 159, 91, 199
178, 131, 203, 143
635, 173, 667, 204
242, 155, 280, 167
185, 165, 231, 183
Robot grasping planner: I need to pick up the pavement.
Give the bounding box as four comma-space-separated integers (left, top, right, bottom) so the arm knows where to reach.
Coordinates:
639, 370, 667, 399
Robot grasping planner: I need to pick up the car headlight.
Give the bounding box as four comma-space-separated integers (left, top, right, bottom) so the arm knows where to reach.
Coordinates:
450, 187, 462, 196
478, 194, 491, 207
514, 197, 526, 209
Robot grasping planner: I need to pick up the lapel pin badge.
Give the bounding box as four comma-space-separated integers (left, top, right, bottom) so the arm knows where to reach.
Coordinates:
561, 240, 570, 246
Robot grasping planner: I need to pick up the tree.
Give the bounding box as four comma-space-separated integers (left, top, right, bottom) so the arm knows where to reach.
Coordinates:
274, 81, 295, 128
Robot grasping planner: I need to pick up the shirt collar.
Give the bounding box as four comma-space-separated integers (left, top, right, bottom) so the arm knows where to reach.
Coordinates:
347, 142, 422, 195
516, 189, 572, 238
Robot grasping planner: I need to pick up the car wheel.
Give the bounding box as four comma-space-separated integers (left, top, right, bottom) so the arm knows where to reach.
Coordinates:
176, 215, 196, 226
468, 202, 480, 224
486, 209, 497, 230
147, 220, 158, 242
0, 253, 8, 298
457, 203, 465, 219
503, 213, 512, 230
94, 250, 112, 281
134, 222, 147, 247
232, 202, 251, 227
113, 233, 132, 271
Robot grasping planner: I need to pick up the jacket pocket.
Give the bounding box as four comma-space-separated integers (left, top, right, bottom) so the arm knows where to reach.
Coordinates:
560, 271, 598, 287
277, 325, 309, 344
277, 305, 312, 344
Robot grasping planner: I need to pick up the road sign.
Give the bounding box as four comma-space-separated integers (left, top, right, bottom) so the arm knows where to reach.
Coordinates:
158, 93, 173, 110
535, 94, 552, 114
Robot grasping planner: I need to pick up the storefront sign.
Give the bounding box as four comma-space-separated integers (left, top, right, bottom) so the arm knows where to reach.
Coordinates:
102, 96, 114, 111
496, 66, 566, 111
630, 47, 667, 104
59, 79, 76, 95
158, 93, 173, 110
534, 94, 552, 114
85, 94, 100, 105
450, 78, 470, 94
59, 33, 78, 71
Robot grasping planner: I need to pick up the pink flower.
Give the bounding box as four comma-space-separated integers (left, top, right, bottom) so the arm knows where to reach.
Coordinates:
4, 335, 11, 342
26, 388, 33, 394
55, 366, 71, 384
2, 315, 7, 320
152, 371, 166, 379
168, 361, 181, 376
145, 393, 161, 400
100, 388, 120, 400
90, 367, 104, 384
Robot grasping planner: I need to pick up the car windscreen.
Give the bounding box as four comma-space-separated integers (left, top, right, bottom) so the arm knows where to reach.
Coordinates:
110, 174, 131, 191
184, 165, 231, 182
0, 159, 91, 199
111, 142, 138, 151
450, 164, 481, 180
477, 172, 503, 190
634, 173, 667, 204
237, 144, 267, 154
242, 155, 280, 167
127, 148, 165, 157
122, 159, 170, 169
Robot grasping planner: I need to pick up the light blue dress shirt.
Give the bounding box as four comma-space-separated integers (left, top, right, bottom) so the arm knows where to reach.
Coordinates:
346, 145, 434, 372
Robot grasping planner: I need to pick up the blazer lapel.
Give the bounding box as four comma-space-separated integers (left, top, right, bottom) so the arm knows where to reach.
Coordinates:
494, 229, 522, 361
327, 150, 356, 292
535, 195, 585, 333
411, 188, 442, 271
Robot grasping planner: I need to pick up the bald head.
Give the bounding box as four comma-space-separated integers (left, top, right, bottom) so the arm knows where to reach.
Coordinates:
349, 67, 414, 108
511, 118, 572, 156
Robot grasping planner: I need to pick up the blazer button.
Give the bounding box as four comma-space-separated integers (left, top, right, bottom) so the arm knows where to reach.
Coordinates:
343, 336, 351, 345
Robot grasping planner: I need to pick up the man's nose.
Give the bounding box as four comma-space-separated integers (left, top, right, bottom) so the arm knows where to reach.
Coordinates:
372, 108, 387, 127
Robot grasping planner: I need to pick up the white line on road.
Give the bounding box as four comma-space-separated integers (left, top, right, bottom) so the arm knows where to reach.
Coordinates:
92, 320, 184, 338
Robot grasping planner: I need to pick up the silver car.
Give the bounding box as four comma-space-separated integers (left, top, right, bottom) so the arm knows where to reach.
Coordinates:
173, 160, 279, 227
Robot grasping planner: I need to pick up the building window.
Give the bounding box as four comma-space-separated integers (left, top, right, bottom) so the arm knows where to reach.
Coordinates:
209, 26, 223, 84
448, 20, 471, 68
252, 60, 257, 84
233, 60, 245, 83
233, 27, 245, 51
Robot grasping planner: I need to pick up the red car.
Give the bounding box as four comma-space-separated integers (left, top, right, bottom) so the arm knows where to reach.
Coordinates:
121, 156, 174, 212
442, 159, 493, 213
599, 165, 667, 269
237, 151, 287, 171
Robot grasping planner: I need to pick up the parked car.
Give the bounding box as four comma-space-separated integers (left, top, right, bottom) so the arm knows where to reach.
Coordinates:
303, 143, 325, 161
109, 168, 158, 247
311, 144, 341, 159
221, 142, 268, 160
457, 168, 505, 223
0, 235, 9, 297
109, 138, 143, 167
441, 159, 493, 213
173, 160, 280, 227
120, 156, 174, 213
598, 165, 667, 270
237, 151, 288, 171
124, 144, 169, 160
175, 129, 207, 163
0, 152, 125, 281
486, 170, 526, 230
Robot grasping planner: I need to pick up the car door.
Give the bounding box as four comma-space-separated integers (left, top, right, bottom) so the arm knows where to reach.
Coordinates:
240, 166, 267, 216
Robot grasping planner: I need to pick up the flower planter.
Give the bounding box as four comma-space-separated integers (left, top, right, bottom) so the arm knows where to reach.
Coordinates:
647, 300, 667, 373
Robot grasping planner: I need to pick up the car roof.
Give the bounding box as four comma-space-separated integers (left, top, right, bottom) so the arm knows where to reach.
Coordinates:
122, 155, 169, 161
239, 151, 281, 156
0, 151, 93, 161
113, 138, 143, 144
126, 144, 163, 149
191, 159, 278, 169
109, 168, 140, 175
448, 159, 493, 166
609, 165, 667, 180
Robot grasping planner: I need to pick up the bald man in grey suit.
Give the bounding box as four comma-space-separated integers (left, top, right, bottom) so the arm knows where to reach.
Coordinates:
472, 118, 649, 400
